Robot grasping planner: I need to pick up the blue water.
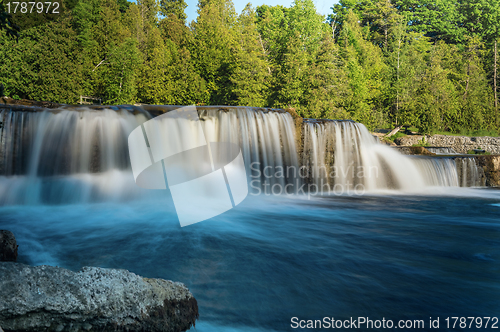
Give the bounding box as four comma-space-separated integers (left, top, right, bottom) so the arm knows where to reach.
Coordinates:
1, 190, 499, 331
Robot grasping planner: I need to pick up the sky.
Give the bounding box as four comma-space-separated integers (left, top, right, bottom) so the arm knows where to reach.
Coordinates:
184, 0, 336, 23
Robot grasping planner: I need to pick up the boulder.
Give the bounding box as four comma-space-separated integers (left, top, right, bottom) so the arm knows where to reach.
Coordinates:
0, 230, 18, 262
0, 262, 198, 332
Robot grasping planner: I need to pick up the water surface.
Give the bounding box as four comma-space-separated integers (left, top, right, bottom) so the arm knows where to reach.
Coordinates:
1, 190, 499, 331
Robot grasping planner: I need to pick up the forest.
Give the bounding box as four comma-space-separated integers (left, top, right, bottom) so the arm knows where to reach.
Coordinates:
0, 0, 499, 135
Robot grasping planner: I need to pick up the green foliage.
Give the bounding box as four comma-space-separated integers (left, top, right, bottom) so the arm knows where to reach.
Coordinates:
160, 0, 187, 22
229, 4, 270, 107
338, 11, 388, 129
0, 17, 81, 103
0, 0, 498, 137
0, 1, 19, 38
388, 131, 406, 141
190, 0, 238, 105
411, 136, 430, 147
467, 150, 491, 155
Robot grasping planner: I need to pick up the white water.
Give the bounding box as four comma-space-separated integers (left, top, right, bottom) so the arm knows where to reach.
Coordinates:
425, 147, 458, 155
0, 107, 485, 205
0, 106, 300, 204
302, 120, 483, 191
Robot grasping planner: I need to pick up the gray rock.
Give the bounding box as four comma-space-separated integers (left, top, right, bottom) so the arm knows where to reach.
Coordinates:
395, 135, 500, 155
0, 262, 198, 332
0, 230, 18, 262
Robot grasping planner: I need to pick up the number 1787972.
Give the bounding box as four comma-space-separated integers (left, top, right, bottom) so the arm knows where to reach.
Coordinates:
6, 2, 60, 14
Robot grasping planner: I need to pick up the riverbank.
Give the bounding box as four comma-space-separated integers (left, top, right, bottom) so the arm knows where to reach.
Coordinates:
393, 134, 500, 155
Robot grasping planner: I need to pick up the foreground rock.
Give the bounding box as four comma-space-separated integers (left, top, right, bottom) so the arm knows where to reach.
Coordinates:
0, 262, 198, 332
0, 230, 18, 262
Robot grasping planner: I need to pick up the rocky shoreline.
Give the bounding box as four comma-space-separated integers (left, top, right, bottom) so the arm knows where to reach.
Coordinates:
393, 134, 500, 155
0, 232, 198, 332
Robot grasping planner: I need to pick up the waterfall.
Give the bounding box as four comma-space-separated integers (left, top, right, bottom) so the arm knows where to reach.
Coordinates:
301, 120, 483, 191
0, 106, 299, 204
0, 108, 148, 176
425, 147, 457, 155
199, 108, 299, 189
301, 120, 428, 192
0, 107, 150, 204
411, 158, 460, 187
0, 106, 486, 205
456, 157, 483, 187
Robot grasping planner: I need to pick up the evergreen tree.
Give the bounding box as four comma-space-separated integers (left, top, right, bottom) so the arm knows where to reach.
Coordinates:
160, 0, 188, 22
272, 30, 309, 111
157, 11, 207, 105
457, 36, 494, 132
0, 18, 81, 102
339, 11, 388, 128
190, 0, 238, 105
230, 4, 270, 107
303, 31, 349, 119
415, 41, 460, 133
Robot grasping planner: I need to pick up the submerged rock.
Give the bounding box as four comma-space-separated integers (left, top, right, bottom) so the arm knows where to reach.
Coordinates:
0, 262, 198, 332
0, 230, 18, 262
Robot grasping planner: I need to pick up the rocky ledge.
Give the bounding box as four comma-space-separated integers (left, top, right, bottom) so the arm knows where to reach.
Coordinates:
394, 134, 500, 155
0, 97, 62, 109
476, 155, 500, 187
0, 263, 198, 332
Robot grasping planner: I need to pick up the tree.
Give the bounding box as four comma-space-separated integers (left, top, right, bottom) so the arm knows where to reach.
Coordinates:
0, 17, 81, 102
190, 0, 238, 105
363, 0, 401, 50
229, 4, 270, 107
393, 0, 465, 43
160, 0, 187, 22
415, 42, 460, 133
339, 11, 388, 128
456, 36, 494, 132
0, 1, 19, 38
136, 28, 171, 104
303, 31, 349, 119
480, 0, 500, 127
100, 38, 141, 104
272, 30, 310, 111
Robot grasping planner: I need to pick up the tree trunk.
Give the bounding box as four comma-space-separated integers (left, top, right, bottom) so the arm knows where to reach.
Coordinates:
384, 27, 388, 50
258, 34, 271, 75
464, 62, 470, 100
385, 125, 403, 138
495, 39, 498, 126
396, 38, 401, 125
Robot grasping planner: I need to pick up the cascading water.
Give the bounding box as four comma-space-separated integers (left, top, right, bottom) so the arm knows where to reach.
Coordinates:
0, 105, 496, 332
411, 157, 460, 187
199, 108, 299, 188
456, 157, 483, 187
302, 120, 429, 192
0, 106, 300, 204
301, 119, 484, 191
0, 106, 487, 205
425, 147, 457, 155
0, 107, 150, 204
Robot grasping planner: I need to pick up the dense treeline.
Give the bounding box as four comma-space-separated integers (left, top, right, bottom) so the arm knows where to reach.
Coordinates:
0, 0, 499, 134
